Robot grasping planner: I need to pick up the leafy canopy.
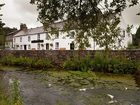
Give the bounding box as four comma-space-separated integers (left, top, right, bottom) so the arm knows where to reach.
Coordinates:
133, 26, 140, 46
31, 0, 139, 49
0, 4, 5, 48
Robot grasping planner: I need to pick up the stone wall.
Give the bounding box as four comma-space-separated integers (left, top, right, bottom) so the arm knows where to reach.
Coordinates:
0, 50, 140, 66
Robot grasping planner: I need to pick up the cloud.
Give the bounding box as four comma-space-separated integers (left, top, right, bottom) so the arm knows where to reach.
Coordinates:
122, 5, 140, 26
1, 0, 140, 32
2, 0, 41, 29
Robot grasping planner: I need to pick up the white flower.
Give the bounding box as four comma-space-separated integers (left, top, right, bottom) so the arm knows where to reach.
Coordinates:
48, 84, 52, 87
79, 88, 87, 92
9, 78, 13, 84
107, 94, 114, 99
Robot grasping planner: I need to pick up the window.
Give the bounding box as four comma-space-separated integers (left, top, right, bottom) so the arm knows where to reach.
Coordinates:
123, 30, 125, 37
69, 31, 75, 39
20, 45, 22, 50
70, 42, 74, 50
20, 37, 22, 42
37, 33, 40, 40
55, 42, 59, 50
28, 44, 31, 50
55, 33, 59, 39
46, 43, 49, 50
37, 43, 40, 50
28, 36, 31, 42
46, 33, 50, 40
14, 38, 16, 42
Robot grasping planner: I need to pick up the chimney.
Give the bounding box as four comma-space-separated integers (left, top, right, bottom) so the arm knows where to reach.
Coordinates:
20, 23, 27, 30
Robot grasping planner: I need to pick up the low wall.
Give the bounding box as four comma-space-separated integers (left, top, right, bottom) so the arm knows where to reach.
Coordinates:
0, 50, 140, 66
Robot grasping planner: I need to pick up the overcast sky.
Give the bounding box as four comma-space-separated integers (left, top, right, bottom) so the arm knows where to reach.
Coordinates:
1, 0, 140, 32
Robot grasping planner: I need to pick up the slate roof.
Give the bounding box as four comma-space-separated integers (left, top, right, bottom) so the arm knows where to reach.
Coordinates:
15, 26, 45, 37
14, 21, 64, 37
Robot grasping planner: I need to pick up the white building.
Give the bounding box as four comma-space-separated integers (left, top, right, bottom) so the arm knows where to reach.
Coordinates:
12, 22, 132, 50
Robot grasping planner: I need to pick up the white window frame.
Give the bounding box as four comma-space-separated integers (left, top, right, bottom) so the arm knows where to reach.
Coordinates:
20, 37, 22, 42
28, 36, 31, 42
55, 42, 59, 50
37, 33, 40, 40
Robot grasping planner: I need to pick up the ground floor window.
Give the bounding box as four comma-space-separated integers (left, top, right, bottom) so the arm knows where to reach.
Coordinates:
55, 42, 59, 50
28, 44, 31, 50
20, 45, 22, 50
37, 43, 40, 50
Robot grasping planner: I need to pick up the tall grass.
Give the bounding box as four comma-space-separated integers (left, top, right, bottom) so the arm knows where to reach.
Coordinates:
0, 54, 52, 69
63, 52, 137, 74
63, 55, 93, 71
0, 78, 23, 105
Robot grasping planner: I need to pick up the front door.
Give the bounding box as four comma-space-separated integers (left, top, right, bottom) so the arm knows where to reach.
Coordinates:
24, 45, 27, 50
70, 42, 74, 50
46, 43, 49, 50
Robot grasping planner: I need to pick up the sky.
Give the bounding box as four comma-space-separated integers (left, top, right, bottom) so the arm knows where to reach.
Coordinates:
1, 0, 41, 29
1, 0, 140, 32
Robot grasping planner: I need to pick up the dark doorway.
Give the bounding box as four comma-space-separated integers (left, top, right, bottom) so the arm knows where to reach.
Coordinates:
70, 42, 74, 50
24, 45, 27, 50
46, 43, 49, 50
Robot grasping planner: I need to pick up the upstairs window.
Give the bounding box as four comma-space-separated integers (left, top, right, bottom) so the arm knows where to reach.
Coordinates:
46, 33, 50, 40
20, 37, 22, 42
123, 30, 125, 37
55, 32, 59, 39
37, 33, 40, 40
28, 36, 31, 42
69, 31, 75, 39
14, 38, 16, 42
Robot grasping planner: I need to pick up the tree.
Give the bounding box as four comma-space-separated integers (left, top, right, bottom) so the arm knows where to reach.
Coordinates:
3, 27, 17, 35
133, 26, 140, 47
31, 0, 139, 49
92, 15, 121, 50
0, 4, 5, 49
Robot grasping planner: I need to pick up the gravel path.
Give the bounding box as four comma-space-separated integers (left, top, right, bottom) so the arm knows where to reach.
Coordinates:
1, 70, 140, 105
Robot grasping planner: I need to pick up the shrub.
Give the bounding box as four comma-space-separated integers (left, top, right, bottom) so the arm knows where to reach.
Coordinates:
32, 58, 52, 68
0, 55, 52, 69
0, 54, 16, 65
63, 55, 93, 71
91, 52, 110, 72
63, 52, 137, 74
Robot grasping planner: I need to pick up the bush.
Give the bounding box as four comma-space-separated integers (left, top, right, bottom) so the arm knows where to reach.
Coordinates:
0, 54, 16, 65
32, 58, 52, 68
63, 52, 137, 74
0, 54, 52, 69
63, 55, 93, 71
91, 52, 110, 72
92, 53, 136, 74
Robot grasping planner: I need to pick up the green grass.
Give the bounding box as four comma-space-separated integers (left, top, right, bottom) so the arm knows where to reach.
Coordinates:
0, 78, 23, 105
36, 70, 138, 90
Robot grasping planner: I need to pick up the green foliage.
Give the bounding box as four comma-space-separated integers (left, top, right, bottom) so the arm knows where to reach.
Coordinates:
92, 52, 136, 74
33, 58, 52, 68
0, 54, 16, 65
31, 0, 139, 49
64, 52, 137, 74
133, 26, 140, 47
0, 54, 52, 69
10, 79, 23, 105
91, 16, 121, 50
91, 52, 110, 72
63, 55, 93, 71
0, 4, 5, 49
